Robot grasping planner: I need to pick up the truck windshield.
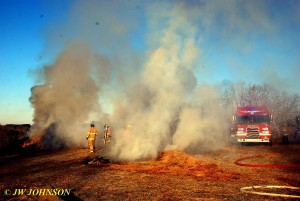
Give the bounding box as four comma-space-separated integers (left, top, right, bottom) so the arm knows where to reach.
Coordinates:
236, 115, 270, 124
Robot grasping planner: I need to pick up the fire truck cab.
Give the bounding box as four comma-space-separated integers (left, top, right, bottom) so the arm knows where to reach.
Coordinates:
232, 106, 272, 144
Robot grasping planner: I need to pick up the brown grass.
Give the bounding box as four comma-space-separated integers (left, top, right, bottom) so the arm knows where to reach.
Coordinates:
103, 150, 236, 181
1, 145, 300, 200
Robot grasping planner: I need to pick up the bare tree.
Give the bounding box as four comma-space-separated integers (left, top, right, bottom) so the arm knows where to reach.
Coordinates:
270, 92, 299, 126
220, 81, 246, 112
220, 81, 299, 132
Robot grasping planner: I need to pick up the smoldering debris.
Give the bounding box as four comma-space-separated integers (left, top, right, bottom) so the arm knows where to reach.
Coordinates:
82, 156, 110, 165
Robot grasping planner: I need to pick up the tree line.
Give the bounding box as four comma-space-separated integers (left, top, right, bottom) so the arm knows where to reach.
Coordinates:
220, 81, 299, 133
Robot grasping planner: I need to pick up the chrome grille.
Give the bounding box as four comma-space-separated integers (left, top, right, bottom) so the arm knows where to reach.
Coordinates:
247, 127, 259, 138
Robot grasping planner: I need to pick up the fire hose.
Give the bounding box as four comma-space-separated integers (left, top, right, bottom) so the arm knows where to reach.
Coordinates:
236, 155, 300, 198
240, 185, 300, 198
234, 154, 300, 168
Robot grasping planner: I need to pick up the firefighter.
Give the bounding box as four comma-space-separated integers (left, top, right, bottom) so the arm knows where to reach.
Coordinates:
86, 123, 98, 152
103, 124, 112, 147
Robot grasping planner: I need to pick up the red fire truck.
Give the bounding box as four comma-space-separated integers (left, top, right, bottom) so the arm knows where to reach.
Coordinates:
231, 106, 273, 144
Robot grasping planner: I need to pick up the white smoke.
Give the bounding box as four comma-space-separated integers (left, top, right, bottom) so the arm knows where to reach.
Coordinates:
30, 0, 298, 160
107, 2, 203, 161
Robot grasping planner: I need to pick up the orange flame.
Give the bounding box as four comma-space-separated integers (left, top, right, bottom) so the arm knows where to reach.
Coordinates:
21, 136, 41, 148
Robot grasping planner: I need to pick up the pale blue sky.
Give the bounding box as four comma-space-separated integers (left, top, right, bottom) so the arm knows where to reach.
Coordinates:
0, 0, 299, 124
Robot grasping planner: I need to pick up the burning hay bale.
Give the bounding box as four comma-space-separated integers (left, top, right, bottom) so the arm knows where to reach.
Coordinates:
156, 150, 219, 177
92, 150, 236, 181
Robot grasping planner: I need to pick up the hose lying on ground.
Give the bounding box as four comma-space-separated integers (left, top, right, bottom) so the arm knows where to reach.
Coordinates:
240, 185, 300, 198
235, 154, 300, 168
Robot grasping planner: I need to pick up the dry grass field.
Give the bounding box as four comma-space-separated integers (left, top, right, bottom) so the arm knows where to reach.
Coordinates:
1, 143, 300, 201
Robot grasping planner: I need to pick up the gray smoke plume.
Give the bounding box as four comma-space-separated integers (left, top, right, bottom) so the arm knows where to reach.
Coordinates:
30, 42, 100, 148
30, 0, 298, 159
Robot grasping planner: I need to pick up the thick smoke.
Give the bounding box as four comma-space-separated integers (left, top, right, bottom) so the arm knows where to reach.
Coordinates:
30, 43, 100, 148
30, 0, 298, 159
107, 3, 201, 161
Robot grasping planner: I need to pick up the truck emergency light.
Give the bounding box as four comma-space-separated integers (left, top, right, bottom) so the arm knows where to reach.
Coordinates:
239, 109, 260, 114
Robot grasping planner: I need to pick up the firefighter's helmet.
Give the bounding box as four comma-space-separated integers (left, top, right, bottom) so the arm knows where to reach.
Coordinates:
90, 123, 95, 127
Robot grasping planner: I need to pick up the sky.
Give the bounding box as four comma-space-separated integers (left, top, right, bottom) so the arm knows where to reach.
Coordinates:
0, 0, 300, 125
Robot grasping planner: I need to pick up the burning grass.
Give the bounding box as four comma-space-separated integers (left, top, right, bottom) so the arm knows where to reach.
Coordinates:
102, 150, 236, 181
21, 136, 41, 149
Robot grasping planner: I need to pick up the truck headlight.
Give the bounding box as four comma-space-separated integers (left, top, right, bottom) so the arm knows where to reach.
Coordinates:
237, 128, 244, 134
